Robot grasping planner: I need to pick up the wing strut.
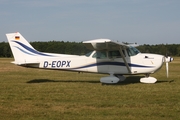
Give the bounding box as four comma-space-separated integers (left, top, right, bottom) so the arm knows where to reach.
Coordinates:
119, 46, 131, 73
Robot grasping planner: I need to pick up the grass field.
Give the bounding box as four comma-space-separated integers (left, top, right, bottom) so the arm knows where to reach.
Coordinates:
0, 58, 180, 120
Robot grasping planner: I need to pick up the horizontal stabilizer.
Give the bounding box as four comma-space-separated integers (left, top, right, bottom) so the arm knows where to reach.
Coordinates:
11, 61, 40, 67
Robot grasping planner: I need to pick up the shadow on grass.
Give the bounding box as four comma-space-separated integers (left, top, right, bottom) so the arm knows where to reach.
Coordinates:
27, 76, 142, 85
156, 80, 174, 83
27, 79, 100, 84
27, 76, 174, 85
111, 76, 142, 85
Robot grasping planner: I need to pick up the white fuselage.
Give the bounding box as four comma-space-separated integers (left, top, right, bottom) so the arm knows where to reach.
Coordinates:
35, 51, 164, 75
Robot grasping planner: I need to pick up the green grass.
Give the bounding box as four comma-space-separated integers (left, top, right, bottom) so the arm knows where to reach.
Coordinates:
0, 58, 180, 120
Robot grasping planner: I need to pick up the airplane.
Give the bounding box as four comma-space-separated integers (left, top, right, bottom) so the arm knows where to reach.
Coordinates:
6, 32, 174, 84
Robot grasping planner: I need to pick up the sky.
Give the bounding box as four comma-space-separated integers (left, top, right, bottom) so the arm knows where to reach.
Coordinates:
0, 0, 180, 45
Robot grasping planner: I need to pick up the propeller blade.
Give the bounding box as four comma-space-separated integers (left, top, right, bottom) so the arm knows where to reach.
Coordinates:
166, 62, 168, 78
164, 56, 173, 78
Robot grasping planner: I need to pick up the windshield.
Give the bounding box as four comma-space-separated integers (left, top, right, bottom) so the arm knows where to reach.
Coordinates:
85, 51, 93, 57
127, 46, 140, 56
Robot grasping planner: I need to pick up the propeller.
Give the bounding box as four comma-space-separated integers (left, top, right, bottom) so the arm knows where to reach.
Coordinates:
164, 56, 173, 78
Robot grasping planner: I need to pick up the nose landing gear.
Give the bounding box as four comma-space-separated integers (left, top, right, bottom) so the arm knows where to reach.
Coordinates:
140, 74, 157, 83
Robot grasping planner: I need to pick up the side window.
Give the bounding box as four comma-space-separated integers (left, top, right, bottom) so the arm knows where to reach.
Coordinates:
127, 48, 132, 56
109, 50, 126, 58
109, 51, 121, 58
92, 51, 107, 59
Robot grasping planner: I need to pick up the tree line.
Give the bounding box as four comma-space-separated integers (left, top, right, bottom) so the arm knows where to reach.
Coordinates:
0, 41, 179, 57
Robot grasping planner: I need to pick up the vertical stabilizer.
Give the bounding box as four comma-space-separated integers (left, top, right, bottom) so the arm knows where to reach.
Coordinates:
6, 32, 38, 65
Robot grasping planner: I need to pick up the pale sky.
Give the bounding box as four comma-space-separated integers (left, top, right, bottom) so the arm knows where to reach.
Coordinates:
1, 0, 180, 45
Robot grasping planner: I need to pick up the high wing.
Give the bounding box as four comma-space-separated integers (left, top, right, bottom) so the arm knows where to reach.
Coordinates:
83, 39, 131, 73
83, 39, 128, 51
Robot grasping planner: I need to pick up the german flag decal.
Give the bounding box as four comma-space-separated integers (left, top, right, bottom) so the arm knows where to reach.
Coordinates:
15, 36, 20, 40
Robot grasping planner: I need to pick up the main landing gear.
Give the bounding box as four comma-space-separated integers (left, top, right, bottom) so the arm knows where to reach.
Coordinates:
140, 74, 157, 84
100, 74, 126, 84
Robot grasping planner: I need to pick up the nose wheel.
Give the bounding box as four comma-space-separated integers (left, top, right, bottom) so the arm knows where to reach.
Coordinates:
140, 74, 157, 83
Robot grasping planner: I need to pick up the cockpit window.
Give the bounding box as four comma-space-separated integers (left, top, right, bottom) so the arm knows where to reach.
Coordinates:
92, 51, 107, 59
85, 51, 93, 57
127, 46, 140, 56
